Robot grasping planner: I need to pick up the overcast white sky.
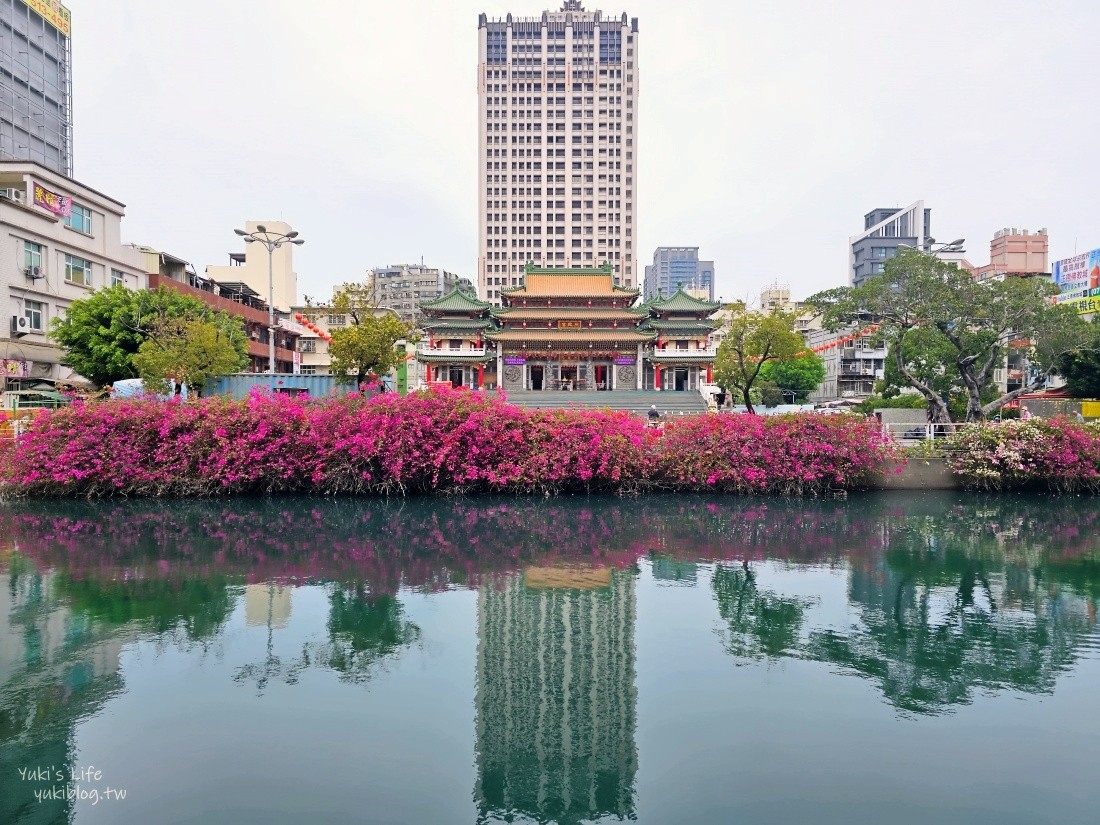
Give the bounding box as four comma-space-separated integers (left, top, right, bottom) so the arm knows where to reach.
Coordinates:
70, 0, 1098, 304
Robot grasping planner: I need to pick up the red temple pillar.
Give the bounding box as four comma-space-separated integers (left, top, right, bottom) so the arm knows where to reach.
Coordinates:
655, 364, 662, 390
706, 365, 712, 383
477, 363, 485, 389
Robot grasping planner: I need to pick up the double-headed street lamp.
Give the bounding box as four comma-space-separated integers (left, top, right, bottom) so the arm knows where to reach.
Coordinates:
233, 226, 305, 373
901, 237, 966, 256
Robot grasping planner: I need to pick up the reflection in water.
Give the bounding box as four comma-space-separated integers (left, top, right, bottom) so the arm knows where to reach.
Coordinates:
475, 567, 637, 824
0, 494, 1098, 822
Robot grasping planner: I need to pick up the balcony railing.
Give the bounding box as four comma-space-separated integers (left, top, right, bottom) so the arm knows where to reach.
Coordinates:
651, 347, 717, 360
417, 344, 487, 357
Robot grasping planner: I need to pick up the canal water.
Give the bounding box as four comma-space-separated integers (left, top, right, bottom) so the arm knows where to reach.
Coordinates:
1, 493, 1097, 825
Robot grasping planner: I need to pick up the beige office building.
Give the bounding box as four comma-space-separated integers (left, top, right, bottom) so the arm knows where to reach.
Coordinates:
206, 220, 299, 313
477, 1, 639, 302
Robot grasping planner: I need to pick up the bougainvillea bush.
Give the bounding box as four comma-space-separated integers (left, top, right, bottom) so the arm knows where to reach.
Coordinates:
0, 389, 895, 499
946, 418, 1100, 492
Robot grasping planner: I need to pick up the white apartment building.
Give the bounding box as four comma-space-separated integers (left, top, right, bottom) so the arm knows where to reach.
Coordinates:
368, 263, 473, 325
1, 160, 145, 388
207, 220, 299, 313
478, 1, 639, 302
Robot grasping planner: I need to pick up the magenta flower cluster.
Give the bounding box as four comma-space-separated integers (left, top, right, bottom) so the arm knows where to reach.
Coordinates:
947, 418, 1100, 492
0, 389, 895, 498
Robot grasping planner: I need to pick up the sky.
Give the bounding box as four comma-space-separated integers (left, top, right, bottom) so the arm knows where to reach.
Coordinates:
69, 0, 1099, 305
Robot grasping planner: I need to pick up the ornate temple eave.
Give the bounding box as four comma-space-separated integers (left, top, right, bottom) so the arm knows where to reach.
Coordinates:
486, 328, 656, 343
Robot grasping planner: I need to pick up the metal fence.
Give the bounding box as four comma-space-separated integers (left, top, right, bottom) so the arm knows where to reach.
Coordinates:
882, 422, 968, 442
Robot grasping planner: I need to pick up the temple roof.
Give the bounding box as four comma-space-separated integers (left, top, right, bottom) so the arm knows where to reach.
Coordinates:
648, 287, 722, 314
485, 328, 657, 343
646, 319, 719, 333
502, 263, 639, 299
421, 319, 493, 331
420, 288, 492, 314
491, 306, 648, 320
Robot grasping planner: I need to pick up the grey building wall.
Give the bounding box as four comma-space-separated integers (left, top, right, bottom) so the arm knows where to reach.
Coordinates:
644, 246, 714, 300
850, 206, 931, 288
0, 0, 72, 175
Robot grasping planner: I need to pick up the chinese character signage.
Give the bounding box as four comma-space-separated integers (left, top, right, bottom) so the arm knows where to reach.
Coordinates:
32, 181, 72, 217
1052, 248, 1100, 292
504, 357, 526, 366
2, 359, 29, 377
19, 0, 69, 36
557, 320, 582, 329
1062, 295, 1100, 316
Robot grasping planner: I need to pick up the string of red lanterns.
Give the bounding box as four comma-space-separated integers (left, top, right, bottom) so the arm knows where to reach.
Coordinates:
293, 312, 334, 343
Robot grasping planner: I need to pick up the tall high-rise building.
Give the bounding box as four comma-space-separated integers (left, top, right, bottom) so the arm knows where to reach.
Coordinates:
644, 246, 714, 301
0, 0, 73, 175
477, 1, 639, 302
849, 201, 932, 288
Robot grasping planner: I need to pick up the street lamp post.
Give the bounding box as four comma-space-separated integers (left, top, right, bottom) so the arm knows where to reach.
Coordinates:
233, 225, 305, 373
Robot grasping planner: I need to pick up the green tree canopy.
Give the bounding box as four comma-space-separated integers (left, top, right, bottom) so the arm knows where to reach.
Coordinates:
132, 315, 248, 396
49, 285, 244, 388
1058, 318, 1100, 398
325, 283, 413, 388
758, 352, 826, 402
809, 249, 1096, 422
713, 307, 805, 414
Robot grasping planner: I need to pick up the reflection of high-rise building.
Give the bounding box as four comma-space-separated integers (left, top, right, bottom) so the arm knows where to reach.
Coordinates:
475, 567, 638, 823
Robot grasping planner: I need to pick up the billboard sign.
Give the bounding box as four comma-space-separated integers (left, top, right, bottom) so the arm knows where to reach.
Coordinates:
20, 0, 69, 37
1059, 295, 1100, 316
1052, 248, 1100, 292
32, 181, 72, 218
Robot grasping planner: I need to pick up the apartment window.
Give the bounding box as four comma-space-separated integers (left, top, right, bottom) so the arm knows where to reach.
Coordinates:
299, 339, 317, 353
327, 315, 346, 326
64, 254, 93, 286
23, 240, 42, 273
65, 203, 92, 234
110, 268, 125, 287
24, 300, 44, 331
871, 246, 888, 258
300, 365, 318, 375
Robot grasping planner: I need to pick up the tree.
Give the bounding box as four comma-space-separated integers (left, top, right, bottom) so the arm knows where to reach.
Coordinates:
329, 314, 411, 389
712, 307, 806, 414
758, 352, 826, 402
810, 248, 1096, 422
132, 316, 248, 396
49, 285, 224, 387
325, 282, 413, 389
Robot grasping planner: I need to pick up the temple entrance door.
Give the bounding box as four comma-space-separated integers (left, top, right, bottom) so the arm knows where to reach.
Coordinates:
594, 364, 608, 391
449, 367, 464, 388
674, 368, 689, 392
560, 365, 578, 391
530, 365, 544, 391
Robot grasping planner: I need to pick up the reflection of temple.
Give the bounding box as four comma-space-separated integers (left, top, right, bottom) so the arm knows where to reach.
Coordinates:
244, 584, 293, 629
475, 567, 638, 824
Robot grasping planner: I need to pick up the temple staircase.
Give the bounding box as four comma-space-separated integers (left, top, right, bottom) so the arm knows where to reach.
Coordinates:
501, 390, 709, 417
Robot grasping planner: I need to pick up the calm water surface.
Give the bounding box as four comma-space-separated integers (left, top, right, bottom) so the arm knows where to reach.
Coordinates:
1, 493, 1098, 825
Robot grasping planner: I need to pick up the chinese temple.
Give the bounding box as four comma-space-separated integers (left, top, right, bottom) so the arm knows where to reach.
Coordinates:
416, 264, 721, 392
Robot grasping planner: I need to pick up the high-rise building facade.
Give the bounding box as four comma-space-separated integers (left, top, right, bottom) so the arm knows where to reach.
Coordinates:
368, 263, 474, 325
0, 0, 72, 176
849, 202, 932, 288
478, 1, 639, 303
643, 246, 714, 301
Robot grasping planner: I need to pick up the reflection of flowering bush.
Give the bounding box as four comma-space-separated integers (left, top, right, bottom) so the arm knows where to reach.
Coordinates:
946, 419, 1100, 492
0, 389, 895, 498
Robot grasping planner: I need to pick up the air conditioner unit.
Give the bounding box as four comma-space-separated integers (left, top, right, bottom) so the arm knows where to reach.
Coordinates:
0, 188, 26, 204
24, 265, 43, 279
11, 315, 30, 337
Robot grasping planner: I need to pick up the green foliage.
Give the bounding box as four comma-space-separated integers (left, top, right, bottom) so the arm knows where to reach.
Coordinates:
329, 314, 412, 388
325, 283, 415, 388
758, 353, 825, 402
713, 307, 805, 414
809, 248, 1095, 422
49, 286, 223, 388
132, 316, 248, 396
855, 393, 927, 415
879, 326, 961, 400
1058, 320, 1100, 397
